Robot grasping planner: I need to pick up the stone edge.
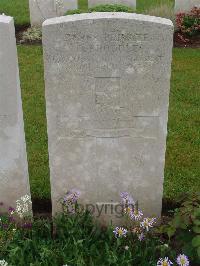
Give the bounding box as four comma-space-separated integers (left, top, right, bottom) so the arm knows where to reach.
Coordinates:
42, 12, 173, 28
0, 14, 13, 24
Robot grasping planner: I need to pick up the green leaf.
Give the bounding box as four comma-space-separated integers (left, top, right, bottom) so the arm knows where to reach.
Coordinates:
194, 220, 200, 226
167, 227, 176, 238
194, 208, 200, 217
197, 246, 200, 258
192, 236, 200, 247
172, 215, 182, 228
193, 226, 200, 234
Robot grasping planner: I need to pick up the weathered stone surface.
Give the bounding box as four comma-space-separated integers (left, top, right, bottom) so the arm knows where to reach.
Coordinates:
88, 0, 136, 8
175, 0, 200, 13
43, 13, 173, 224
29, 0, 78, 26
0, 15, 31, 208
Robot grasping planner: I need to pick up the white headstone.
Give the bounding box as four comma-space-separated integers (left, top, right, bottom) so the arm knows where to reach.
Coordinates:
0, 15, 31, 208
29, 0, 78, 26
175, 0, 200, 13
43, 13, 173, 224
88, 0, 136, 8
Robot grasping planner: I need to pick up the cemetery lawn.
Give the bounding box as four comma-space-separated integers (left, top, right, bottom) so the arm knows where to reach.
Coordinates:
0, 0, 30, 27
17, 45, 200, 203
137, 0, 174, 12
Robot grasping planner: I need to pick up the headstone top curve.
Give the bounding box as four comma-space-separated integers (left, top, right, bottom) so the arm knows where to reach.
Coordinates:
0, 15, 13, 24
42, 12, 173, 27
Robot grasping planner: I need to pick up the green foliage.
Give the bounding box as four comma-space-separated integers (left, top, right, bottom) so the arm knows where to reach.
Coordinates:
176, 7, 200, 36
21, 27, 42, 44
0, 211, 164, 266
0, 215, 16, 254
88, 4, 135, 13
66, 4, 135, 15
160, 193, 200, 264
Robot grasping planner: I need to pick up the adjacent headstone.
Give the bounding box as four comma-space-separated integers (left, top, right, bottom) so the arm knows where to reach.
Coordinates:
88, 0, 136, 8
175, 0, 200, 13
29, 0, 78, 26
0, 15, 31, 208
43, 13, 173, 224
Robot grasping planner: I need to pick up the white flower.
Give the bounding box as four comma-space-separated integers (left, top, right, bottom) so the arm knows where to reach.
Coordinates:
140, 217, 156, 232
113, 227, 128, 238
176, 254, 189, 266
124, 206, 133, 216
130, 208, 143, 221
0, 260, 8, 266
157, 257, 173, 266
21, 195, 31, 202
15, 194, 32, 218
124, 245, 129, 250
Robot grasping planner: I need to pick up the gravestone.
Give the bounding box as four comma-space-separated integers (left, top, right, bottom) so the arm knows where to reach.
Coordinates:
29, 0, 78, 26
0, 15, 31, 208
88, 0, 136, 8
175, 0, 200, 13
43, 13, 173, 224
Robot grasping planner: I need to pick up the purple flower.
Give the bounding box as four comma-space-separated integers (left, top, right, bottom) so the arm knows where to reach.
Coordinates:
138, 232, 145, 241
2, 224, 8, 229
130, 208, 143, 221
120, 192, 135, 206
177, 254, 189, 266
63, 189, 81, 204
8, 207, 15, 214
140, 217, 156, 231
8, 216, 16, 223
22, 222, 32, 229
157, 257, 173, 266
113, 227, 128, 238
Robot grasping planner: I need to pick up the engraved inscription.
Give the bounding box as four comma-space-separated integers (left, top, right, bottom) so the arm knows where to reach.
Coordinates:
55, 76, 160, 139
95, 77, 120, 120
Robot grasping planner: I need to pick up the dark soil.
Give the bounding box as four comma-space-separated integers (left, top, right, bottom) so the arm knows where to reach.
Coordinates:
174, 31, 200, 48
16, 26, 42, 45
15, 26, 29, 44
32, 198, 52, 217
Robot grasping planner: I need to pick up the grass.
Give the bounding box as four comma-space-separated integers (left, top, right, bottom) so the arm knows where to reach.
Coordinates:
79, 0, 88, 10
17, 45, 200, 202
164, 48, 200, 200
18, 45, 50, 199
137, 0, 174, 12
0, 0, 30, 27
